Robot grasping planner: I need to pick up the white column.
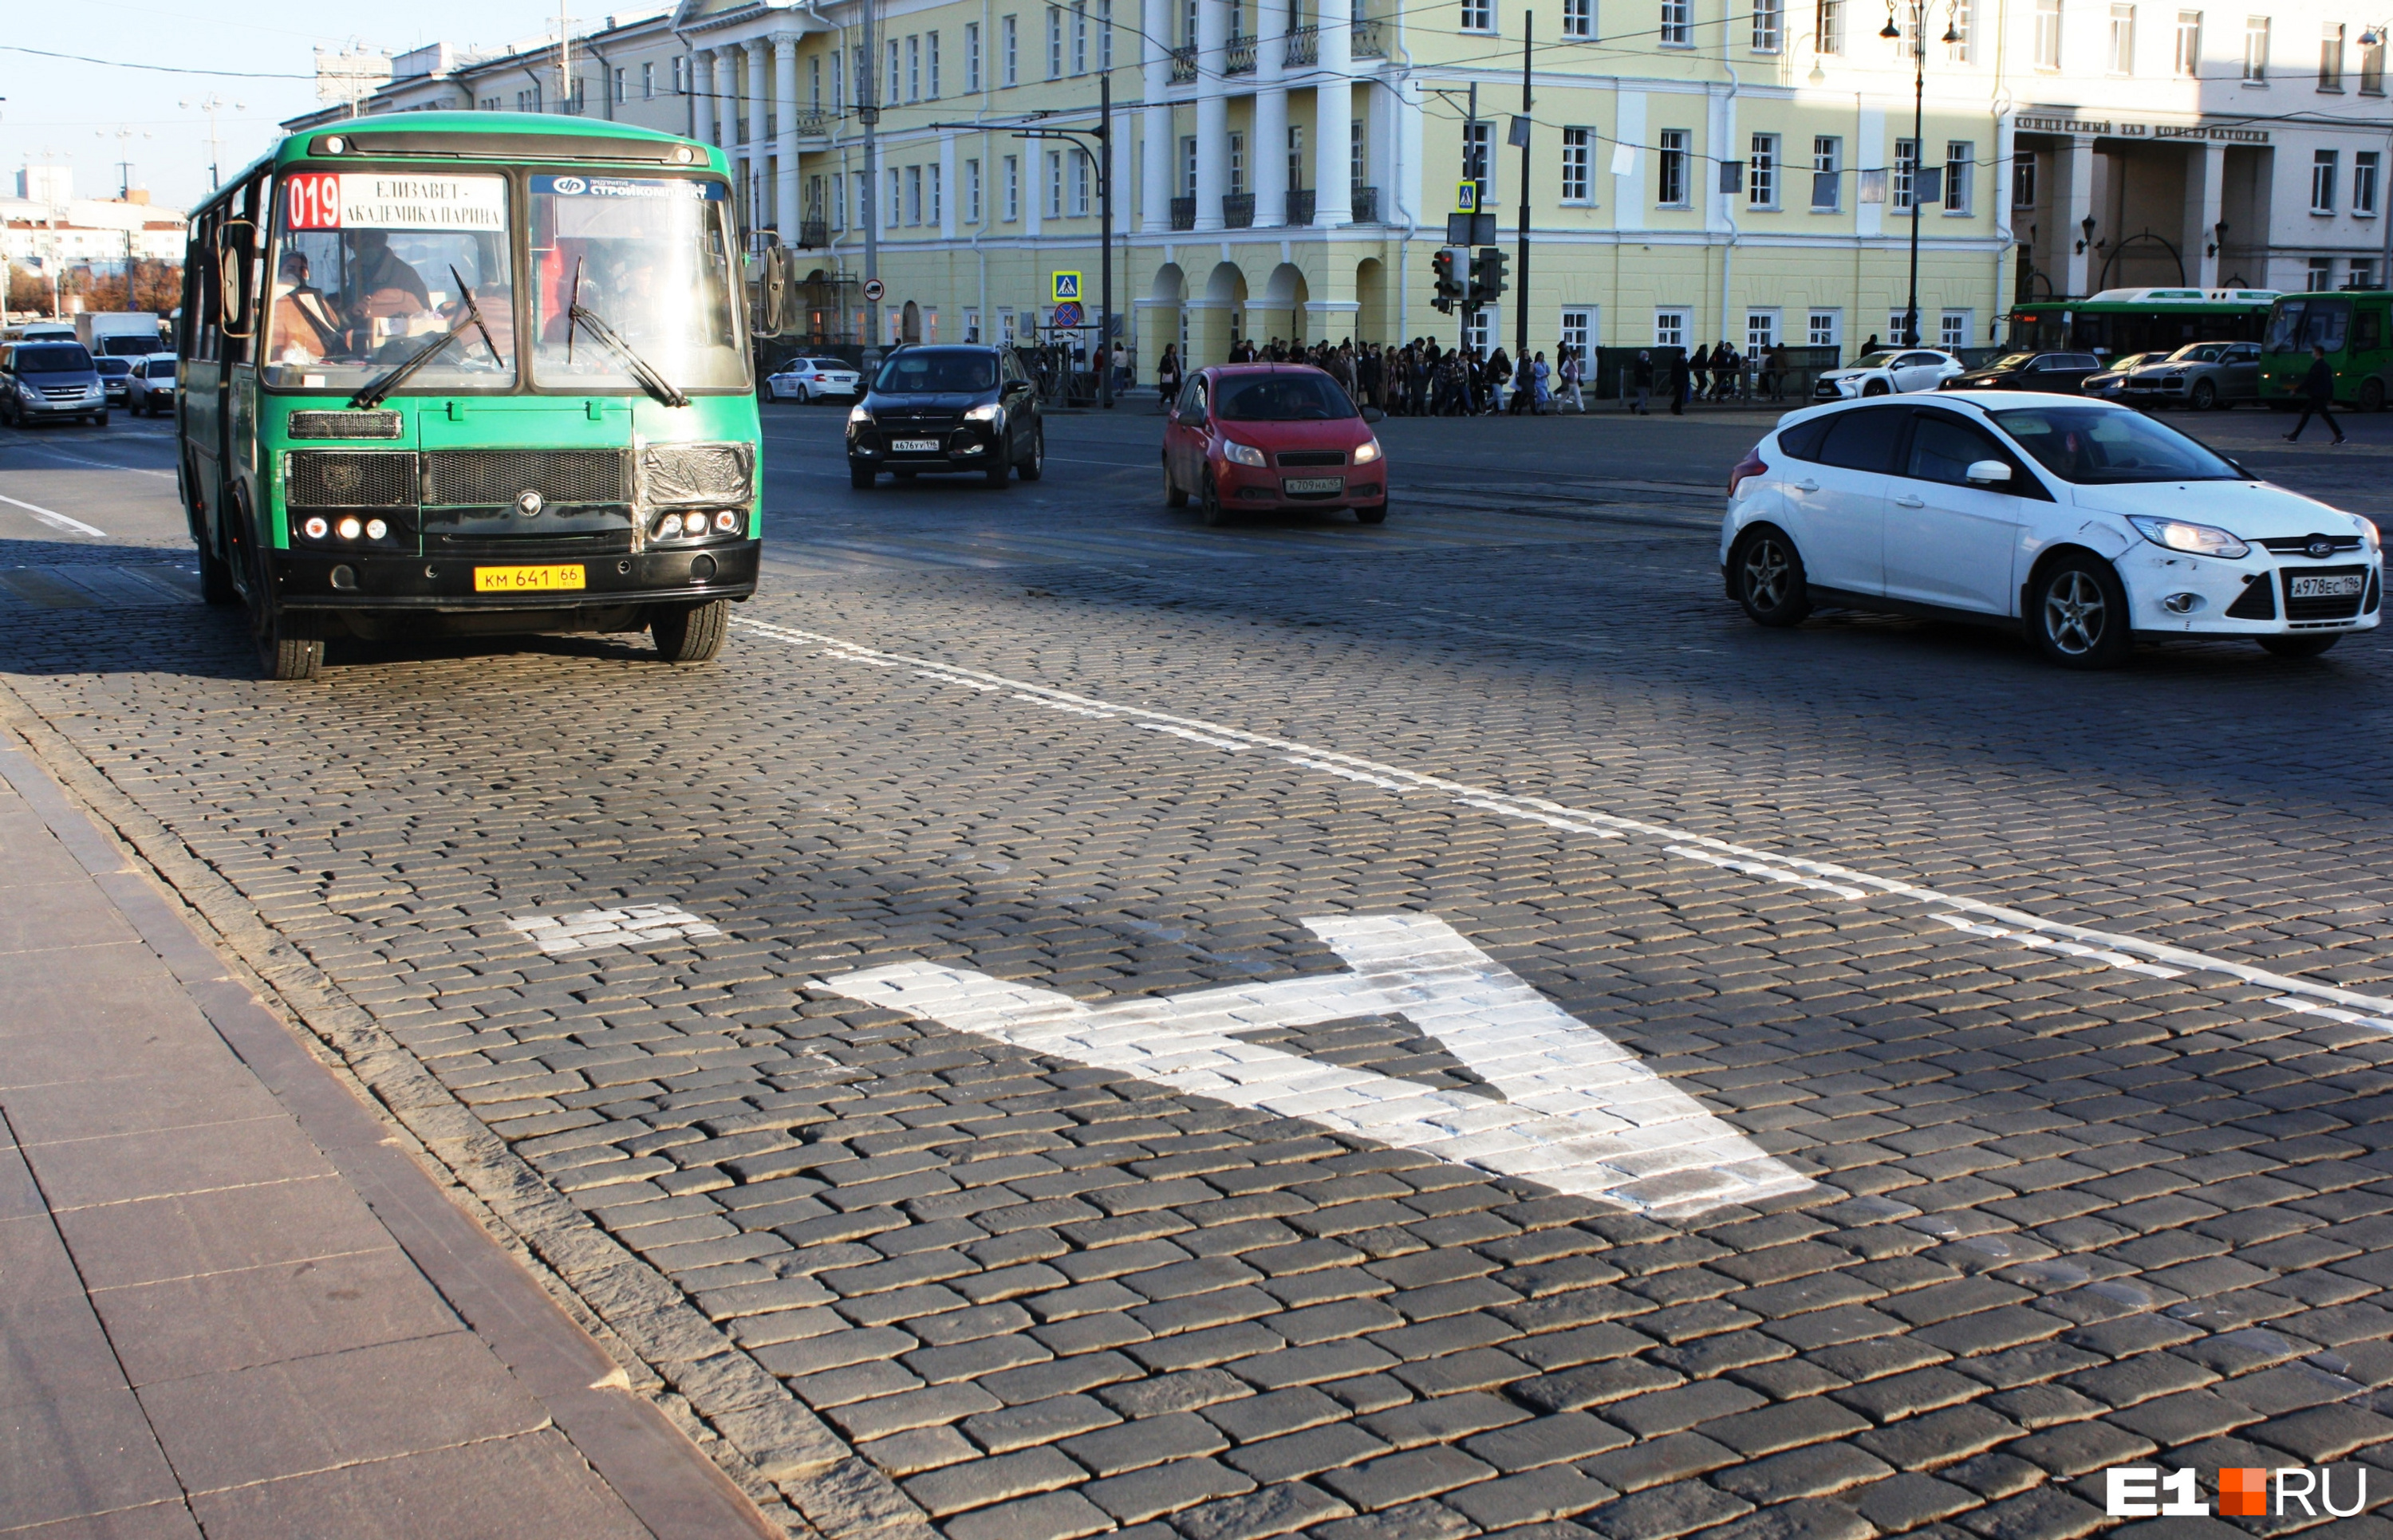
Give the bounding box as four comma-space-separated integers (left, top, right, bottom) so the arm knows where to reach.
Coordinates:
1612, 92, 1645, 233
1253, 0, 1289, 228
775, 33, 802, 242
1141, 0, 1172, 231
745, 38, 771, 230
2060, 135, 2095, 297
2186, 140, 2225, 289
1312, 0, 1353, 227
940, 133, 958, 238
693, 50, 717, 146
1193, 0, 1229, 230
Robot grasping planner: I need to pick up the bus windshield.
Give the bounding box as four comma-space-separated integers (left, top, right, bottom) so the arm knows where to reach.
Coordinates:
265, 171, 514, 391
529, 175, 745, 392
2265, 297, 2349, 354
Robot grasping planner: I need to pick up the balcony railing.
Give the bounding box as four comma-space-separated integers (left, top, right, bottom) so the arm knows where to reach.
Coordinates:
1170, 195, 1196, 230
1350, 184, 1379, 223
1353, 19, 1388, 57
1169, 45, 1196, 84
1223, 193, 1256, 228
788, 108, 829, 137
1286, 188, 1315, 226
1226, 35, 1257, 73
1284, 24, 1319, 66
797, 219, 829, 248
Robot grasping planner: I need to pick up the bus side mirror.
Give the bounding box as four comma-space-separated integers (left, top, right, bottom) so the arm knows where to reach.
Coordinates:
218, 219, 256, 340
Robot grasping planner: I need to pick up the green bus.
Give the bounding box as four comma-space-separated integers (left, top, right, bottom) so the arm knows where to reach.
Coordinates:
2256, 289, 2393, 412
178, 113, 759, 679
2005, 287, 2279, 356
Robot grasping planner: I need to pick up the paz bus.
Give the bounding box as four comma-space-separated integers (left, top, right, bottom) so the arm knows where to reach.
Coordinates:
2256, 289, 2393, 412
177, 113, 760, 679
2004, 287, 2279, 356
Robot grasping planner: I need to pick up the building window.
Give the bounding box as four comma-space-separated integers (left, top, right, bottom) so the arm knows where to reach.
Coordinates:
1003, 14, 1019, 84
1462, 0, 1496, 30
928, 31, 941, 96
1100, 0, 1114, 68
932, 163, 947, 224
2351, 258, 2378, 287
1564, 0, 1596, 37
888, 40, 901, 105
2243, 14, 2268, 79
1561, 308, 1595, 352
2312, 149, 2339, 211
1751, 0, 1783, 48
2107, 3, 2135, 72
1746, 310, 1780, 353
966, 158, 983, 221
1808, 309, 1840, 346
2357, 151, 2380, 214
1185, 0, 1200, 45
1047, 151, 1064, 218
1654, 309, 1689, 347
1352, 117, 1366, 187
1003, 155, 1020, 219
999, 308, 1017, 345
2320, 22, 2345, 88
674, 55, 688, 94
1947, 0, 1972, 59
900, 165, 917, 224
2308, 255, 2336, 289
2364, 30, 2386, 92
1944, 140, 1972, 211
906, 36, 921, 101
1894, 138, 1918, 208
1070, 0, 1088, 73
1047, 7, 1064, 77
1661, 0, 1693, 44
1290, 124, 1307, 191
831, 50, 843, 109
1562, 128, 1593, 201
1071, 152, 1090, 215
1184, 136, 1200, 198
1657, 129, 1689, 205
1228, 132, 1246, 196
1748, 133, 1779, 207
2174, 10, 2201, 73
2035, 0, 2062, 67
966, 24, 983, 91
886, 167, 901, 229
1812, 135, 1841, 209
1462, 121, 1492, 198
1818, 0, 1844, 51
1940, 312, 1971, 349
2013, 152, 2037, 207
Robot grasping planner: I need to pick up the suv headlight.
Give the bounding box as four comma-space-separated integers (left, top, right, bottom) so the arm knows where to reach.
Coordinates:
964, 402, 1004, 426
2127, 514, 2249, 559
1222, 440, 1268, 467
849, 404, 873, 426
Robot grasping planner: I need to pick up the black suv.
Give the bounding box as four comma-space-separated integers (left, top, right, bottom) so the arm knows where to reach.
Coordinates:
846, 345, 1044, 488
1941, 351, 2101, 393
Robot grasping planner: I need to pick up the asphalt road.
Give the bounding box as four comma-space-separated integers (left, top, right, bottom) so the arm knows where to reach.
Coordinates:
4, 394, 2391, 1540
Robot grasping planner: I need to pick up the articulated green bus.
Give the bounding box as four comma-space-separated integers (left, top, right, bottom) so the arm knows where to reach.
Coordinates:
2004, 287, 2280, 356
2257, 289, 2393, 412
178, 113, 759, 679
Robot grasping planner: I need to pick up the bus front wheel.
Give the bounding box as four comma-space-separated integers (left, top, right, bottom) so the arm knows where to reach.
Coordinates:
248, 578, 321, 681
652, 598, 728, 664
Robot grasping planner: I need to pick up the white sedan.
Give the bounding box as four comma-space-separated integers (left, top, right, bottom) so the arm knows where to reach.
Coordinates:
765, 358, 862, 404
1812, 349, 1965, 400
1721, 391, 2383, 667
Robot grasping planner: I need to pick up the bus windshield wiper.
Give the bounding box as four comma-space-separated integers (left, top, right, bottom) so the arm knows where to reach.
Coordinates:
349, 266, 503, 409
567, 295, 690, 408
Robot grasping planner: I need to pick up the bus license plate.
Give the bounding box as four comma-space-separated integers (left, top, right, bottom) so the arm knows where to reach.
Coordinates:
1283, 477, 1344, 494
893, 438, 941, 452
2290, 573, 2364, 599
474, 564, 586, 593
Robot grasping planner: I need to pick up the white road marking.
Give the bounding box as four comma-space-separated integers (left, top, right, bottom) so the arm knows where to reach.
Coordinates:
1454, 797, 1625, 841
506, 904, 723, 956
2269, 997, 2393, 1038
1667, 845, 1869, 901
0, 493, 106, 538
1015, 693, 1114, 718
7, 446, 176, 480
1139, 723, 1248, 750
816, 912, 1817, 1219
916, 668, 997, 691
733, 616, 2393, 1021
1930, 914, 2186, 979
1286, 756, 1413, 791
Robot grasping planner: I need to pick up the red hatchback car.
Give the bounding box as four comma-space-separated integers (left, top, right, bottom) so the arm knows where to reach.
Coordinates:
1162, 364, 1388, 525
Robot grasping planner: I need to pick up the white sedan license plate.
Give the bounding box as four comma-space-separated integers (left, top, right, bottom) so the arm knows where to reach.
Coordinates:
1283, 476, 1344, 494
893, 438, 941, 453
2290, 573, 2365, 599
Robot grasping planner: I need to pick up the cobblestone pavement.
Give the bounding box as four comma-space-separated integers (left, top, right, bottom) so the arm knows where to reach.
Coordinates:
4, 404, 2393, 1540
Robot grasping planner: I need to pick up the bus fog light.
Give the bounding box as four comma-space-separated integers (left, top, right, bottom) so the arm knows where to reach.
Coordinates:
337, 517, 363, 540
713, 510, 739, 533
302, 517, 329, 539
365, 518, 388, 540
681, 510, 708, 535
329, 565, 357, 590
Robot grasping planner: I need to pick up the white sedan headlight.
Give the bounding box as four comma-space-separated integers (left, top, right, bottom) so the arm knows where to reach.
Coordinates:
2127, 514, 2249, 559
1223, 440, 1268, 467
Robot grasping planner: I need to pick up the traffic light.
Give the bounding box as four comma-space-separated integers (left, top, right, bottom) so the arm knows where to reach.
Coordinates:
1430, 248, 1462, 314
1469, 246, 1509, 306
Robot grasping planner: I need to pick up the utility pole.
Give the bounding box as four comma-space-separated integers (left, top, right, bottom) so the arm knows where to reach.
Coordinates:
1098, 69, 1114, 409
860, 0, 881, 357
181, 97, 242, 191
559, 0, 574, 116
1463, 81, 1479, 360
1514, 11, 1532, 364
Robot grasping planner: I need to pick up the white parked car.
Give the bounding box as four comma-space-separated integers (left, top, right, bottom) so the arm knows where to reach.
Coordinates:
1813, 349, 1965, 400
1721, 392, 2383, 667
125, 353, 179, 416
766, 357, 863, 404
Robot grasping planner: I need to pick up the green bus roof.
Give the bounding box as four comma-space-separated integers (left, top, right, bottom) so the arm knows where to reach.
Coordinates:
199, 112, 727, 216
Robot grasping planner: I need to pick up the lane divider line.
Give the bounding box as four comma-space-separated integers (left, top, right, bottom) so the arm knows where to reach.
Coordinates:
1138, 723, 1248, 750
6, 445, 176, 481
731, 616, 2393, 1019
0, 493, 106, 538
1666, 845, 1869, 902
1015, 693, 1113, 718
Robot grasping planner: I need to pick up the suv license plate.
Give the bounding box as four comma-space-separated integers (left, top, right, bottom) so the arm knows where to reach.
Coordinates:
474, 564, 585, 593
1283, 477, 1345, 494
2290, 573, 2365, 599
893, 438, 940, 453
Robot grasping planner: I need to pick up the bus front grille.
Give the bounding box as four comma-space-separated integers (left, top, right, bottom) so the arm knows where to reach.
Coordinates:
287, 451, 420, 509
426, 451, 630, 507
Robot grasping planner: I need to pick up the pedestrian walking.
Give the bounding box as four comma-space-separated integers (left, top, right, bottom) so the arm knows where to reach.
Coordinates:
1559, 346, 1585, 412
1669, 349, 1690, 416
1508, 352, 1536, 414
1156, 343, 1182, 410
2285, 343, 2347, 444
1630, 350, 1653, 415
1532, 352, 1551, 413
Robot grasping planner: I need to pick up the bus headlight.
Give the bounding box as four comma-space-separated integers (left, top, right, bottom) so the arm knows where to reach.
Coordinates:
337, 517, 363, 540
303, 517, 329, 539
365, 518, 388, 540
714, 510, 741, 533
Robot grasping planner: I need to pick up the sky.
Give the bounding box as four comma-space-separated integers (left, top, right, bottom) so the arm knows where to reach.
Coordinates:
2, 0, 588, 213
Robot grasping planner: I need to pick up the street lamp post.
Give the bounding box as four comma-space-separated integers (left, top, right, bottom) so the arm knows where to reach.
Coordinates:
1882, 4, 1959, 348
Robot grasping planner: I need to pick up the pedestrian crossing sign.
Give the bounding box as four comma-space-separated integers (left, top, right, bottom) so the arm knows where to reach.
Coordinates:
1456, 182, 1478, 213
1052, 271, 1082, 302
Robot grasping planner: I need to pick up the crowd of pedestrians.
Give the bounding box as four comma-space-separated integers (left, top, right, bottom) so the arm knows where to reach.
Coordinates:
1151, 334, 1795, 415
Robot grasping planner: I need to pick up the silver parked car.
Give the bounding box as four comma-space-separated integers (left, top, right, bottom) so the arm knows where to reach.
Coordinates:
2122, 341, 2261, 410
2080, 352, 2166, 400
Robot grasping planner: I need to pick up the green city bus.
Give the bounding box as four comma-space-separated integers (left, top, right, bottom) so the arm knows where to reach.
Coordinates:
2256, 289, 2393, 412
178, 113, 760, 679
2005, 287, 2280, 356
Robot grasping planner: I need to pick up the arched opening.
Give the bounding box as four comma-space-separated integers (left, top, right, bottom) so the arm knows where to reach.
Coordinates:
1354, 258, 1386, 345
901, 299, 922, 343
